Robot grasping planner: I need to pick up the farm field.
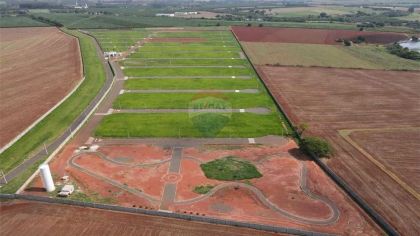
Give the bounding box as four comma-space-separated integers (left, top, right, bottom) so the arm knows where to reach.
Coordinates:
256, 66, 420, 235
93, 29, 287, 138
0, 27, 82, 150
0, 16, 48, 27
262, 6, 378, 17
232, 26, 408, 44
0, 29, 107, 194
0, 200, 282, 236
241, 42, 420, 70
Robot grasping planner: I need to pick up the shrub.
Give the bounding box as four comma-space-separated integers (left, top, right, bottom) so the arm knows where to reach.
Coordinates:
200, 156, 262, 180
300, 136, 332, 158
343, 39, 352, 46
193, 185, 214, 194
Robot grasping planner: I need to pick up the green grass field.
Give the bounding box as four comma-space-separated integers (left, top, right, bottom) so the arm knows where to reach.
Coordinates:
95, 29, 289, 138
0, 16, 48, 27
113, 93, 273, 109
95, 113, 284, 138
243, 42, 420, 70
123, 67, 252, 76
129, 51, 240, 59
0, 29, 106, 193
89, 29, 149, 51
124, 78, 259, 89
121, 58, 247, 66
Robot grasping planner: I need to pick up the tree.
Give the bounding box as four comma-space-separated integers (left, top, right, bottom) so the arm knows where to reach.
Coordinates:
412, 36, 418, 42
319, 12, 328, 18
247, 23, 252, 27
343, 39, 352, 46
300, 137, 332, 158
408, 6, 415, 13
258, 23, 263, 27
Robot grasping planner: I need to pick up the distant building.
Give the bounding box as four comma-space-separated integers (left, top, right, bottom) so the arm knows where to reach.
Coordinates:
104, 51, 119, 58
156, 13, 175, 17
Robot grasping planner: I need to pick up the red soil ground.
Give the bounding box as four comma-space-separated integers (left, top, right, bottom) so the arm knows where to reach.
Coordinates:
231, 26, 407, 44
257, 66, 420, 235
25, 141, 381, 235
0, 27, 83, 147
0, 200, 284, 236
147, 37, 206, 43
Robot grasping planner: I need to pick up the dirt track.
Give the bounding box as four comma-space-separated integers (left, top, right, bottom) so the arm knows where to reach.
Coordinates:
231, 26, 407, 44
0, 27, 82, 147
257, 66, 420, 235
0, 200, 284, 236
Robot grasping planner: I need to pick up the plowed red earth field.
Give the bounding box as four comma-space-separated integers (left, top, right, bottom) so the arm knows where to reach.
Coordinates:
0, 27, 82, 147
231, 26, 407, 44
257, 66, 420, 235
0, 200, 283, 236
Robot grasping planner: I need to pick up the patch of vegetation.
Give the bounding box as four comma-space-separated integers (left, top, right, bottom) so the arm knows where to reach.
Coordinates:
200, 156, 262, 180
300, 136, 332, 158
387, 43, 420, 60
113, 93, 272, 109
95, 112, 285, 138
193, 185, 214, 194
124, 78, 258, 90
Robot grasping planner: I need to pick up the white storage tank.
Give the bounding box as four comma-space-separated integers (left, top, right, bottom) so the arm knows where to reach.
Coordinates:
39, 164, 55, 192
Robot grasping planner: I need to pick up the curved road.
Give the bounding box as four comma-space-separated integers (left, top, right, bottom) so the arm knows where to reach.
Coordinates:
69, 150, 340, 226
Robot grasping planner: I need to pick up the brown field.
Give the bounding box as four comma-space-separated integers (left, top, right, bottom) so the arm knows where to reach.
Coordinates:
0, 200, 284, 236
25, 141, 381, 235
257, 66, 420, 235
231, 26, 407, 44
0, 27, 82, 147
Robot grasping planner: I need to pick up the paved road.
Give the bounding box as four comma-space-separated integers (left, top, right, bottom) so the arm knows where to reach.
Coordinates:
0, 32, 115, 185
95, 135, 289, 147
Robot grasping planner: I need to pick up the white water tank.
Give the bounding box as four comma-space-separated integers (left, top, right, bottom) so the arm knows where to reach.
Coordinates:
39, 164, 55, 192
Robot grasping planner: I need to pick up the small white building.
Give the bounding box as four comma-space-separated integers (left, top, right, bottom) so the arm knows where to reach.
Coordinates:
156, 13, 175, 17
104, 51, 119, 58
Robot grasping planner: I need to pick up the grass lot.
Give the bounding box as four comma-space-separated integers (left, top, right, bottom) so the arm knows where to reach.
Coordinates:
139, 45, 241, 52
129, 51, 240, 59
124, 78, 259, 90
113, 93, 273, 109
123, 67, 252, 77
89, 29, 149, 51
0, 29, 106, 193
200, 156, 262, 180
243, 42, 420, 70
95, 29, 289, 139
121, 58, 247, 66
95, 113, 284, 138
0, 16, 48, 27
